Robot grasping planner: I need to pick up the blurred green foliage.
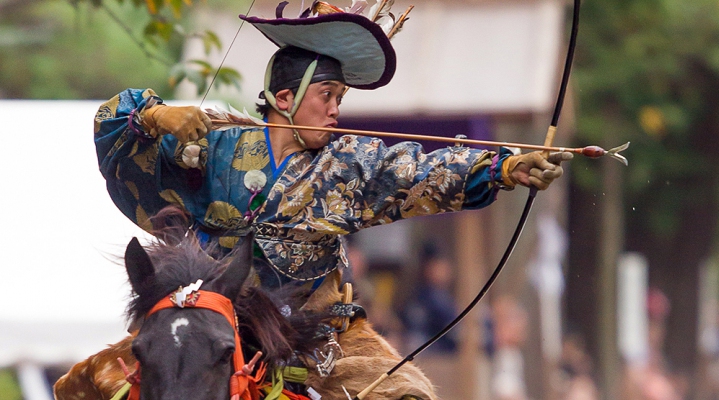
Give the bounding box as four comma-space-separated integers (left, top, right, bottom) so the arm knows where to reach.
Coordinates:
573, 0, 719, 238
0, 0, 246, 99
0, 369, 22, 400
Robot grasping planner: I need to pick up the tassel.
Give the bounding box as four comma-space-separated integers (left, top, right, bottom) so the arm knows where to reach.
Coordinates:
182, 144, 201, 168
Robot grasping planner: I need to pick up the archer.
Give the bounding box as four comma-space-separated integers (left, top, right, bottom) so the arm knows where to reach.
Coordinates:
56, 2, 572, 399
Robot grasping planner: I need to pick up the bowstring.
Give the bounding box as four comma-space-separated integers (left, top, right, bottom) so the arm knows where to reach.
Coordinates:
200, 0, 258, 107
196, 0, 258, 202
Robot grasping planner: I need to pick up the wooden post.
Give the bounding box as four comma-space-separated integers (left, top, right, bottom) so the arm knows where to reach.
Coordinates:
598, 158, 623, 399
697, 258, 719, 399
455, 210, 491, 400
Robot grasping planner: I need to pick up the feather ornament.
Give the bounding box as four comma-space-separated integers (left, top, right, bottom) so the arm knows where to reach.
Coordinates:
205, 106, 264, 131
387, 5, 412, 38
297, 0, 409, 39
312, 1, 344, 15
376, 13, 395, 35
345, 0, 368, 14
368, 0, 399, 35
368, 0, 394, 22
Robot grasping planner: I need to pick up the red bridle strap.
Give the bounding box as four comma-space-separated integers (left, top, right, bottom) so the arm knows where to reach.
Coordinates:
127, 290, 261, 400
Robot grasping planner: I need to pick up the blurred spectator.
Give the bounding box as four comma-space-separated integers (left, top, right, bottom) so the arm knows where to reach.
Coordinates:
400, 243, 459, 353
343, 236, 374, 304
344, 236, 404, 347
558, 329, 599, 400
491, 294, 529, 400
622, 287, 685, 400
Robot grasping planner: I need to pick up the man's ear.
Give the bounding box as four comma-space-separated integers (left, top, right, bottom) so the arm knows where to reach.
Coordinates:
274, 89, 295, 112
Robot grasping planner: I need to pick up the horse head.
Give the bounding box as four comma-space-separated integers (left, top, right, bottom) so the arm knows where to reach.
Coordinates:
124, 230, 254, 400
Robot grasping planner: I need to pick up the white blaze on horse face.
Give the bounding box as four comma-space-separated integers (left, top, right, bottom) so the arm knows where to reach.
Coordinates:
171, 318, 190, 347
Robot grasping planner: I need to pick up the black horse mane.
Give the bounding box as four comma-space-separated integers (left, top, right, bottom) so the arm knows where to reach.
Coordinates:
234, 285, 332, 364
125, 235, 225, 322
126, 206, 328, 367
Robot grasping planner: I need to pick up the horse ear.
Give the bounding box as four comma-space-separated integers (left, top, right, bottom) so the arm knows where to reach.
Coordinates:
125, 237, 156, 293
215, 233, 254, 300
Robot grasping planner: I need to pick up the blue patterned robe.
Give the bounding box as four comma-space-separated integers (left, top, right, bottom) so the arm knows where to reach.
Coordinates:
95, 88, 511, 285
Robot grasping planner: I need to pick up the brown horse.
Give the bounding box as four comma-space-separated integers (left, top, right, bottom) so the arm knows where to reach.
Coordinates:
300, 269, 438, 400
54, 210, 438, 399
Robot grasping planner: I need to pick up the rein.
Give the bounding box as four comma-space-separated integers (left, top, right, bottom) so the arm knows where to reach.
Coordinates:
126, 287, 264, 400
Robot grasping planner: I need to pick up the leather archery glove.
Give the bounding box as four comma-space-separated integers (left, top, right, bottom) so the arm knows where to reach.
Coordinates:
140, 104, 212, 143
502, 151, 573, 190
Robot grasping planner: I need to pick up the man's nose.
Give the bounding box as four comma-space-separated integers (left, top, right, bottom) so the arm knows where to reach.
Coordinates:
329, 102, 340, 118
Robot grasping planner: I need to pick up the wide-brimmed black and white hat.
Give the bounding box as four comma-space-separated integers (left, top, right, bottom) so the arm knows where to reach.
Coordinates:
240, 8, 396, 90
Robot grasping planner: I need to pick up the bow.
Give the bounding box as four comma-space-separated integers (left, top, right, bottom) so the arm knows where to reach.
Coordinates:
350, 1, 585, 398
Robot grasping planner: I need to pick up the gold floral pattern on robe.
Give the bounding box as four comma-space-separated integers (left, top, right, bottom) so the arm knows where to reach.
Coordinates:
95, 89, 504, 283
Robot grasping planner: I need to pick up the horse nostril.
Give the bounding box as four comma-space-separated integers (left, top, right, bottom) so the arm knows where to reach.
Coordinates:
131, 343, 145, 365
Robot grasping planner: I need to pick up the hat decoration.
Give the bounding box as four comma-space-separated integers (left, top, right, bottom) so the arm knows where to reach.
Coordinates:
240, 0, 413, 90
280, 0, 411, 37
299, 0, 411, 38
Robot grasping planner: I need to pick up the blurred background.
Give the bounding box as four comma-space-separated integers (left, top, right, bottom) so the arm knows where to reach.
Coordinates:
1, 0, 717, 399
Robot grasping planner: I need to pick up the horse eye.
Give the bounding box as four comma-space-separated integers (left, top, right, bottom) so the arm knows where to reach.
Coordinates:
219, 346, 235, 364
212, 338, 235, 365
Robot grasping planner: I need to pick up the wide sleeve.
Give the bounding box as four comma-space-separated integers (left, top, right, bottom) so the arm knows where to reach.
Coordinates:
262, 135, 513, 236
94, 88, 247, 233
338, 136, 512, 228
94, 88, 169, 231
463, 146, 516, 208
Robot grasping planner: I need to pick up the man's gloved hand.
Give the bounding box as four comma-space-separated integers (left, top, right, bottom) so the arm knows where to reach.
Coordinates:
140, 105, 212, 143
502, 151, 574, 190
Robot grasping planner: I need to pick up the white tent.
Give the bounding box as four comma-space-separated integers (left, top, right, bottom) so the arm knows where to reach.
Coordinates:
181, 0, 564, 117
0, 101, 146, 369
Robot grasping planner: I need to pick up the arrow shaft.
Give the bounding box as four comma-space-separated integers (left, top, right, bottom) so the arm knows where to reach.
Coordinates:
209, 119, 588, 155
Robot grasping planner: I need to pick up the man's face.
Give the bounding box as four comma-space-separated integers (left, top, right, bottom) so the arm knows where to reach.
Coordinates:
290, 80, 345, 149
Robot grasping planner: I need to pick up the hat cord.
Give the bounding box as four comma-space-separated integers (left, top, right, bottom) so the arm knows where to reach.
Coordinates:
263, 53, 320, 149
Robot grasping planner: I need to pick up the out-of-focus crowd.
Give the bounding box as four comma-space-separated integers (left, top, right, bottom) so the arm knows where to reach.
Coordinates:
344, 239, 692, 400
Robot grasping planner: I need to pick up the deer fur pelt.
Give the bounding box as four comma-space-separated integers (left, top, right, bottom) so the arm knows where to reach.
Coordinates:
301, 270, 438, 400
54, 334, 136, 400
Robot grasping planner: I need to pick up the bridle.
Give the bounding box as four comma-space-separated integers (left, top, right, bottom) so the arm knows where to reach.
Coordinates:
126, 286, 264, 400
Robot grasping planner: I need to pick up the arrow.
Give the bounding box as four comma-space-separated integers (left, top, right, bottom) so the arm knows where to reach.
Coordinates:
207, 117, 629, 165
